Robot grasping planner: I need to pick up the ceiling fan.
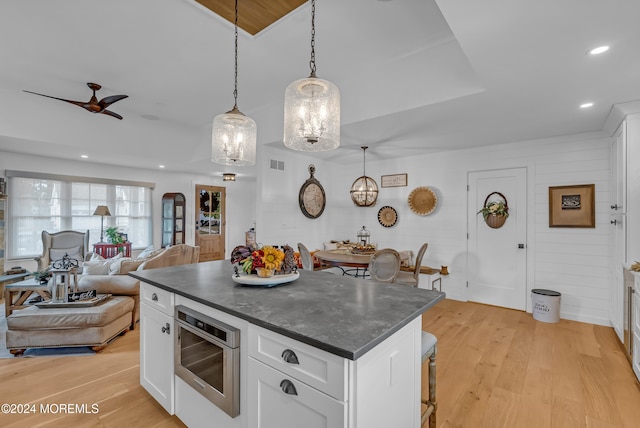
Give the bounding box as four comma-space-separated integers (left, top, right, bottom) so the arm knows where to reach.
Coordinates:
23, 82, 128, 120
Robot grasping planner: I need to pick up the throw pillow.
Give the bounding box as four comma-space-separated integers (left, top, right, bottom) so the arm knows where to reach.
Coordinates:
82, 260, 111, 275
138, 245, 156, 258
50, 246, 83, 263
90, 252, 106, 261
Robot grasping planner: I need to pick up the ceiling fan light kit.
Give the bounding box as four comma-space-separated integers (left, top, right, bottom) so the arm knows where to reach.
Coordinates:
211, 0, 257, 167
23, 82, 128, 120
283, 0, 340, 152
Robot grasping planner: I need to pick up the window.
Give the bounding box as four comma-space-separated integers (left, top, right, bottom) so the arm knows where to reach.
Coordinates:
6, 171, 153, 260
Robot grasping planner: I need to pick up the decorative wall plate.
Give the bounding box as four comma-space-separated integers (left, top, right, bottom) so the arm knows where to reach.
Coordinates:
408, 186, 438, 216
378, 206, 398, 228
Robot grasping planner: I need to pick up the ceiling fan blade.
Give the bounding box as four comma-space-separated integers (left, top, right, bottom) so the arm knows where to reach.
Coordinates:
99, 94, 128, 108
23, 90, 84, 107
100, 109, 123, 120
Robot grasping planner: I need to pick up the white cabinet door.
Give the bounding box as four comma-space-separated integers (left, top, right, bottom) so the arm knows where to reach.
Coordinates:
140, 301, 174, 414
248, 358, 346, 428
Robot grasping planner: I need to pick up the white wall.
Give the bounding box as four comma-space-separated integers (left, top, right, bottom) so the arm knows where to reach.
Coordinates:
1, 130, 615, 326
0, 149, 256, 271
256, 132, 613, 326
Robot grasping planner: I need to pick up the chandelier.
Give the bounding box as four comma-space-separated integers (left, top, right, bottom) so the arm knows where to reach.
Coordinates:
283, 0, 340, 152
211, 0, 256, 166
350, 146, 378, 207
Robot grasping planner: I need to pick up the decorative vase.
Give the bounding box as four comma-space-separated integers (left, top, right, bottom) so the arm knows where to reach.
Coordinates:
256, 268, 275, 278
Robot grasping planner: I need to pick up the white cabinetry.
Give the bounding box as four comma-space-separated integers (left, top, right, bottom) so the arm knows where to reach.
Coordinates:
247, 319, 422, 428
610, 121, 627, 341
248, 325, 347, 427
140, 282, 175, 413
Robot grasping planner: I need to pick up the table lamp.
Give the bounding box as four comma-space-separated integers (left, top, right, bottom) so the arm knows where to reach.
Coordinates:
93, 205, 111, 242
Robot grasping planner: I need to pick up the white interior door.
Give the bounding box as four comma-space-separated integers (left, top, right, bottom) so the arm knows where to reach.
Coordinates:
467, 168, 527, 310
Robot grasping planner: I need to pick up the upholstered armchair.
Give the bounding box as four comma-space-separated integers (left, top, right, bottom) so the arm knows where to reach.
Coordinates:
34, 230, 90, 271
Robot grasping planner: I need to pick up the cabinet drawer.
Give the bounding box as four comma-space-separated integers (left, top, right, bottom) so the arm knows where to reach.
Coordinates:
248, 325, 347, 401
248, 357, 346, 428
140, 282, 174, 316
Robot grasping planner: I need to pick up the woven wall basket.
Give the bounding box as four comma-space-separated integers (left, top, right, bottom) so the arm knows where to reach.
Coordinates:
485, 213, 507, 229
483, 191, 508, 229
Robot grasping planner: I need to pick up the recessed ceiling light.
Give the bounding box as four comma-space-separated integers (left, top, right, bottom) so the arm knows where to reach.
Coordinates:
580, 102, 594, 109
81, 154, 88, 159
159, 165, 165, 168
589, 45, 609, 55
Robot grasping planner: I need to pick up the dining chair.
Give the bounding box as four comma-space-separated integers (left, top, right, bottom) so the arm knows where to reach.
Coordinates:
368, 249, 401, 282
421, 331, 438, 428
297, 243, 314, 270
394, 242, 428, 287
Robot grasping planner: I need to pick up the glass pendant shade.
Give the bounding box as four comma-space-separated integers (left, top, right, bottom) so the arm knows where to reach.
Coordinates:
211, 107, 257, 166
350, 175, 379, 207
283, 76, 340, 152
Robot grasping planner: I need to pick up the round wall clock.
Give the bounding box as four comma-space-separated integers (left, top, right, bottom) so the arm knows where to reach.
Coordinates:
299, 165, 326, 219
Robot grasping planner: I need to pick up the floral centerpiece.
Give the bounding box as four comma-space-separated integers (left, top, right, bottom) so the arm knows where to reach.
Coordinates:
231, 245, 286, 278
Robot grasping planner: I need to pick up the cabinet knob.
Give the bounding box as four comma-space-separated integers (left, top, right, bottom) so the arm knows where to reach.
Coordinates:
279, 379, 298, 396
281, 349, 300, 364
611, 204, 620, 210
161, 323, 170, 334
611, 219, 618, 225
152, 293, 158, 301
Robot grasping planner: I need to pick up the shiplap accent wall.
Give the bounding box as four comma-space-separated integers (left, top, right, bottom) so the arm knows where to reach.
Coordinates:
259, 132, 613, 326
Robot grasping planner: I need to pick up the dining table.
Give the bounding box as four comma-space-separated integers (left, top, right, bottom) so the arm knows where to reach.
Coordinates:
313, 249, 374, 278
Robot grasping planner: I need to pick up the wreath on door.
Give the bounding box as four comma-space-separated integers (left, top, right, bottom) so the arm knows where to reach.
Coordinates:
477, 192, 509, 229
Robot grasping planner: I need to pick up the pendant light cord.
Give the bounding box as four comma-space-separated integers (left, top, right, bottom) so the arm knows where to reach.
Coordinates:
309, 0, 317, 78
362, 146, 368, 175
233, 0, 239, 109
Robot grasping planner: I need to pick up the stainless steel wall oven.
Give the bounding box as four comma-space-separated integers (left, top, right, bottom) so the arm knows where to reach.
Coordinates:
175, 305, 240, 417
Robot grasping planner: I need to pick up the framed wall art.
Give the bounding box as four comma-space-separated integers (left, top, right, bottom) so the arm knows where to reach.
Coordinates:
548, 184, 595, 228
381, 173, 408, 188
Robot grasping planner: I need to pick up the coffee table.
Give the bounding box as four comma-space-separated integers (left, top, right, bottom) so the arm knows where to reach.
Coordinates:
4, 278, 52, 317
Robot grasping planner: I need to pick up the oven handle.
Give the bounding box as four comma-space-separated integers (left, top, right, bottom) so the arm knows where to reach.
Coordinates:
280, 379, 298, 396
176, 319, 233, 350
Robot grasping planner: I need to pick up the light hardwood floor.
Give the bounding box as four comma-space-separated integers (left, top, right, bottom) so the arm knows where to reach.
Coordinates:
0, 299, 638, 427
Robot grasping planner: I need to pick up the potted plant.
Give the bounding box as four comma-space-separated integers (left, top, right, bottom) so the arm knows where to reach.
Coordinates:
105, 227, 125, 245
477, 192, 509, 228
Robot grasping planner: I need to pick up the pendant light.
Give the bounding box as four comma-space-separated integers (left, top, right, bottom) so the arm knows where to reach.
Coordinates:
350, 146, 378, 207
211, 0, 256, 166
283, 0, 340, 152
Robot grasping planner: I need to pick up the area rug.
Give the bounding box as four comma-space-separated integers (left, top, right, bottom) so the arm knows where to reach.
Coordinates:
0, 312, 95, 358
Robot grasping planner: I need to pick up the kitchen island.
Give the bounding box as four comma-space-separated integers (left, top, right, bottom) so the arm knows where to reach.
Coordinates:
130, 260, 444, 428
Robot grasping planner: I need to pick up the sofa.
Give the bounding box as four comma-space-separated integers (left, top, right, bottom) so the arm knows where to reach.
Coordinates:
77, 244, 201, 329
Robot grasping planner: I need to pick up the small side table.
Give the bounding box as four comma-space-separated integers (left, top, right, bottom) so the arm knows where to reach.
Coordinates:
0, 271, 31, 299
5, 278, 52, 317
93, 242, 132, 258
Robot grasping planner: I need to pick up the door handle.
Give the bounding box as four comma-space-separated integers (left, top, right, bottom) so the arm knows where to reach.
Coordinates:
280, 379, 298, 396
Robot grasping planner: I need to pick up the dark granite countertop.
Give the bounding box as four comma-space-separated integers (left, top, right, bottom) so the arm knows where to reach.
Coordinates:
130, 260, 445, 360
